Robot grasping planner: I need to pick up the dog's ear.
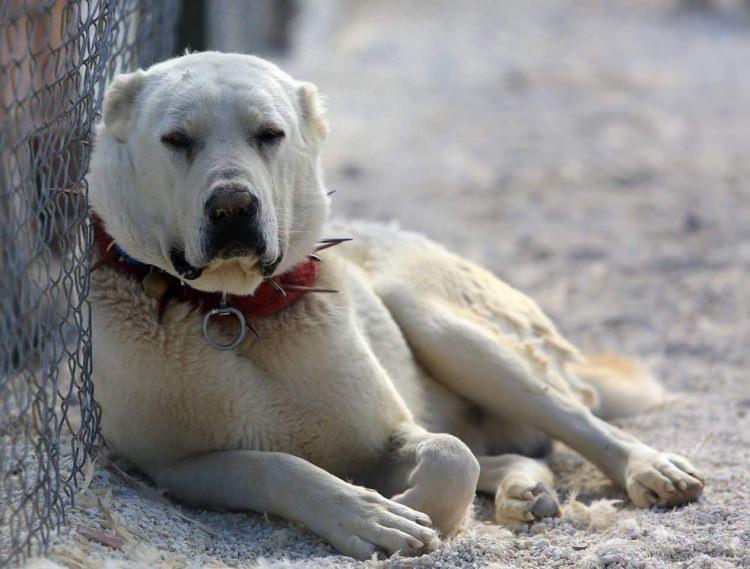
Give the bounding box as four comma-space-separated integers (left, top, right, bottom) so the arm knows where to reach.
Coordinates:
297, 81, 328, 145
103, 69, 146, 142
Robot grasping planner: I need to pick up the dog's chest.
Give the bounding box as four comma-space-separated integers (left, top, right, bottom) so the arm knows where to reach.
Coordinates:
91, 271, 407, 475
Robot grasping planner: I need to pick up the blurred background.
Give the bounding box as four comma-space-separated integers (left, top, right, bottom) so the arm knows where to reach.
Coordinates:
176, 0, 750, 379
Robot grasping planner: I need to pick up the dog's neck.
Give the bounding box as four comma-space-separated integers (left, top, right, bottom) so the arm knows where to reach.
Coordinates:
90, 213, 327, 323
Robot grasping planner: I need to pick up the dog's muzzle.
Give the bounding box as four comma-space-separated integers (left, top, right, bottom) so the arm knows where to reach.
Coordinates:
169, 185, 280, 280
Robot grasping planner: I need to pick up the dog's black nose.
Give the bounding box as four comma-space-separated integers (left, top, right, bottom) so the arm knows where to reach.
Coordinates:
204, 185, 266, 261
206, 186, 258, 221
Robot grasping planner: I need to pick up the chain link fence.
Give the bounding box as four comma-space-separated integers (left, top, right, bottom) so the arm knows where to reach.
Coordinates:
0, 1, 178, 565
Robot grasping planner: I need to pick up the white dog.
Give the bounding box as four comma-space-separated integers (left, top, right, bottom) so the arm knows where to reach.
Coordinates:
87, 52, 703, 560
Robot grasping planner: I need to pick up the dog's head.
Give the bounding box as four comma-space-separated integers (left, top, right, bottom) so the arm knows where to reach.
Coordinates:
89, 52, 330, 294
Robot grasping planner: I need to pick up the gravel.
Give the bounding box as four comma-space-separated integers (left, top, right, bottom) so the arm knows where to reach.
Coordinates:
30, 1, 750, 566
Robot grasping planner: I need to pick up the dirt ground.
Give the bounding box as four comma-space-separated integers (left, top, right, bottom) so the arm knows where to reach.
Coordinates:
32, 0, 750, 567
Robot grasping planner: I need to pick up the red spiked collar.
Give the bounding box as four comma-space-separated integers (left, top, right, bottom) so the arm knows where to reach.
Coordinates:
90, 214, 343, 324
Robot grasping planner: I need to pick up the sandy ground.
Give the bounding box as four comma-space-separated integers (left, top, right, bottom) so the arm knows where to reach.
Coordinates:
28, 1, 750, 567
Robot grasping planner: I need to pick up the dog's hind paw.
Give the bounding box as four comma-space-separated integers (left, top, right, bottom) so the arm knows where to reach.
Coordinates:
495, 476, 561, 524
625, 449, 704, 508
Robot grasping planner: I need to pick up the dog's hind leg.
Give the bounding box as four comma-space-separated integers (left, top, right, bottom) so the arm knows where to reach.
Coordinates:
478, 454, 560, 524
373, 251, 703, 509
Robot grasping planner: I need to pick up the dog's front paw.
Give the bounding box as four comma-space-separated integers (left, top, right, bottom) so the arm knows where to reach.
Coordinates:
625, 449, 704, 508
324, 487, 438, 560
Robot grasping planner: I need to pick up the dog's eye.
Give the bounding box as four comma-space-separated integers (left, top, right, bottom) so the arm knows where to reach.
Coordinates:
161, 131, 193, 151
255, 128, 285, 146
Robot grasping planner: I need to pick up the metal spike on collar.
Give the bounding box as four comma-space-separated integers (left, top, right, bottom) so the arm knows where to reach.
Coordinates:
318, 237, 352, 244
268, 279, 287, 297
282, 284, 339, 294
247, 321, 261, 340
90, 247, 119, 272
314, 237, 353, 252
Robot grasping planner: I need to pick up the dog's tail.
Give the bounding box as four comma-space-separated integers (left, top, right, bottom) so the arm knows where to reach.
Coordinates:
568, 353, 666, 419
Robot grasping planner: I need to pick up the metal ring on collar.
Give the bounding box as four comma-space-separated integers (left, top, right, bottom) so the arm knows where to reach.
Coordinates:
202, 305, 247, 350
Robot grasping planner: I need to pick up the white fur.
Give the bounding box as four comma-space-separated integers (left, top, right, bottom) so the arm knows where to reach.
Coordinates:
89, 53, 704, 560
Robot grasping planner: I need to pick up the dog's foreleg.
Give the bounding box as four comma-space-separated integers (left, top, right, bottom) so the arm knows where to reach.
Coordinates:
153, 451, 437, 559
363, 423, 479, 536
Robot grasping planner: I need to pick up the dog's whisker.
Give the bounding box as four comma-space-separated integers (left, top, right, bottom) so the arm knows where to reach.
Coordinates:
308, 253, 322, 262
327, 189, 336, 196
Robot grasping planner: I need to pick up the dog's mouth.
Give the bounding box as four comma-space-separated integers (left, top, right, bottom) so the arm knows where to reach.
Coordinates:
169, 248, 282, 281
169, 249, 204, 280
